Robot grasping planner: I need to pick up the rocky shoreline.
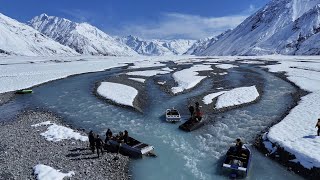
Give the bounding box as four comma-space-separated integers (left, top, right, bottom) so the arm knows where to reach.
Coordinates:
0, 110, 129, 180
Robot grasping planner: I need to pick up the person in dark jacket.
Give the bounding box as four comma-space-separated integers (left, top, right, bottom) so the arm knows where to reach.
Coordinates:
188, 105, 195, 118
88, 130, 95, 153
95, 135, 104, 157
195, 102, 200, 110
106, 128, 112, 137
316, 119, 320, 136
235, 138, 243, 154
123, 130, 129, 144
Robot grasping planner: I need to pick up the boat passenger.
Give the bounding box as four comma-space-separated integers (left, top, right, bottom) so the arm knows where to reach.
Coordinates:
195, 102, 200, 110
88, 130, 95, 153
123, 130, 129, 144
106, 128, 112, 137
316, 118, 320, 136
188, 105, 195, 118
195, 108, 202, 121
95, 135, 104, 157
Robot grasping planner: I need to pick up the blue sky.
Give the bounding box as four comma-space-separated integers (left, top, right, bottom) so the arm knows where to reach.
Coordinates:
0, 0, 269, 39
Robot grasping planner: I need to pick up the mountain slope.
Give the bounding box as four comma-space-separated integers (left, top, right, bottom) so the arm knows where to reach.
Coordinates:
197, 0, 320, 56
0, 13, 78, 56
185, 30, 231, 55
29, 14, 137, 56
118, 35, 195, 56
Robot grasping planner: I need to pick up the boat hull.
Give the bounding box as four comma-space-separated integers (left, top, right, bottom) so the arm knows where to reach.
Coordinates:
166, 109, 181, 122
15, 89, 33, 94
222, 145, 252, 178
179, 115, 207, 132
107, 137, 154, 158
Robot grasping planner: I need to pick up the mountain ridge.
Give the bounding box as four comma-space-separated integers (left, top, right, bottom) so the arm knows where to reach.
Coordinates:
29, 14, 137, 56
0, 13, 78, 56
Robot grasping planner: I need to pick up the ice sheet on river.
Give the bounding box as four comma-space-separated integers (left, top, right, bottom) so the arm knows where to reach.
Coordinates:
97, 82, 138, 107
215, 64, 238, 69
33, 164, 75, 180
126, 68, 172, 77
171, 64, 212, 94
203, 86, 259, 109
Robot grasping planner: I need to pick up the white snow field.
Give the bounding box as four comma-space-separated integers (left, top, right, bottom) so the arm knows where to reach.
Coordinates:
171, 64, 213, 94
97, 82, 138, 107
203, 86, 259, 109
0, 55, 188, 94
33, 164, 75, 180
32, 121, 88, 142
264, 59, 320, 169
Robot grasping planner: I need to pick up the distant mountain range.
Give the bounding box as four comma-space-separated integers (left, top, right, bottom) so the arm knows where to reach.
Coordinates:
29, 14, 137, 56
2, 0, 320, 57
117, 35, 195, 56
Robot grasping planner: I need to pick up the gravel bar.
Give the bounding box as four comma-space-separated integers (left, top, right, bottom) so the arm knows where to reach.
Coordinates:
0, 110, 129, 180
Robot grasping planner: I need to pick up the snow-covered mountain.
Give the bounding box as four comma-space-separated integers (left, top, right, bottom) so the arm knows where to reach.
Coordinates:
118, 35, 195, 56
0, 13, 78, 56
197, 0, 320, 56
185, 30, 231, 55
29, 14, 137, 56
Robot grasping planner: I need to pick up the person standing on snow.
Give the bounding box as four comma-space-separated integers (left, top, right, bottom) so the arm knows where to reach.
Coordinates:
316, 119, 320, 136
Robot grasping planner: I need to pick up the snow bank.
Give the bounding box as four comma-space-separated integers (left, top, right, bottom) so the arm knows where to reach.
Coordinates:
268, 93, 320, 169
32, 121, 88, 142
97, 82, 138, 107
31, 121, 53, 127
171, 65, 212, 94
126, 69, 170, 77
129, 60, 166, 69
266, 60, 320, 169
215, 64, 238, 69
128, 78, 145, 83
33, 164, 75, 180
203, 86, 259, 109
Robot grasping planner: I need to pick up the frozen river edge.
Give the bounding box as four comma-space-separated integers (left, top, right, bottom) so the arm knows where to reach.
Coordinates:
254, 71, 320, 180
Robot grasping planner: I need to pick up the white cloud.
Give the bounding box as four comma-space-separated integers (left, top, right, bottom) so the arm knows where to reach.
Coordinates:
60, 9, 97, 24
113, 12, 248, 40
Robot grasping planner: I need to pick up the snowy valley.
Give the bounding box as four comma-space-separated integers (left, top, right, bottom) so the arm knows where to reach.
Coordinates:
1, 0, 320, 180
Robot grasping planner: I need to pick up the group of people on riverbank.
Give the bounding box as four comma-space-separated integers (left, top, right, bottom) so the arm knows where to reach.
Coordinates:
88, 129, 129, 157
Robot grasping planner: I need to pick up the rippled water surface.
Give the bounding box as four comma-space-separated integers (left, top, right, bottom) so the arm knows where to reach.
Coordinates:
0, 65, 303, 180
